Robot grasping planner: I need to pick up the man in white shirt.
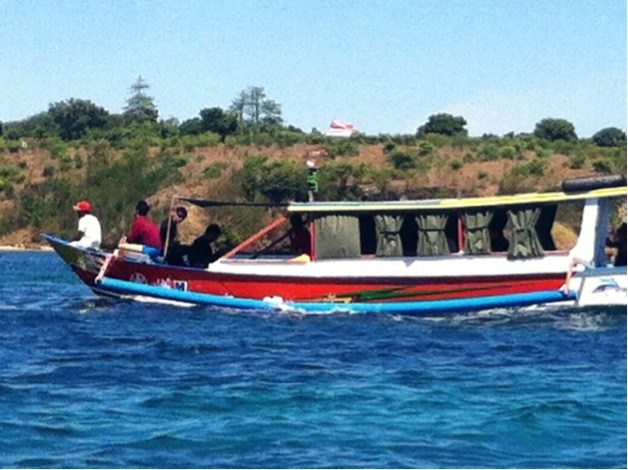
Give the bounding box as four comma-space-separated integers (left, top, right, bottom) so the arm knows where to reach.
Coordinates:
70, 200, 102, 249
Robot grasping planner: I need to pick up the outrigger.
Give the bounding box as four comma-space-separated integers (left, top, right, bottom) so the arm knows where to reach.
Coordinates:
44, 175, 627, 314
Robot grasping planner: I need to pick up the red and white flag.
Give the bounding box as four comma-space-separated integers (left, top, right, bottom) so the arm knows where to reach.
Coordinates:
326, 119, 356, 137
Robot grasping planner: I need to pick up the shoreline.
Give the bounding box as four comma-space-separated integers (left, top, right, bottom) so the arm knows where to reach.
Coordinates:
0, 245, 54, 252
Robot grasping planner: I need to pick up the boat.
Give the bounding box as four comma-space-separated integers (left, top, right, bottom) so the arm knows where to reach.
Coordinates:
43, 175, 627, 314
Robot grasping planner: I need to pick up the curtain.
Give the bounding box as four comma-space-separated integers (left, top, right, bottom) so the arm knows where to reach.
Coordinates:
507, 206, 545, 258
314, 215, 361, 259
536, 205, 557, 251
463, 210, 493, 254
374, 214, 403, 257
416, 213, 450, 256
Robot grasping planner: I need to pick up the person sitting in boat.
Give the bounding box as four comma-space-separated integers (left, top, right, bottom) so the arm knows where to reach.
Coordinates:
606, 222, 627, 267
287, 214, 311, 256
121, 200, 163, 252
253, 214, 312, 259
187, 223, 224, 268
69, 200, 102, 249
159, 206, 188, 265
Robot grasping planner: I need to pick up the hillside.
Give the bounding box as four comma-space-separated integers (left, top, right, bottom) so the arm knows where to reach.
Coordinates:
0, 138, 624, 248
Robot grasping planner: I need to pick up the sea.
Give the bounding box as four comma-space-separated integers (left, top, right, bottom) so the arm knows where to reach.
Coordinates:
0, 250, 625, 469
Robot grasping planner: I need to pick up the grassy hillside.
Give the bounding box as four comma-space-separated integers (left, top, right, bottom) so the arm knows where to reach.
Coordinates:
0, 133, 625, 247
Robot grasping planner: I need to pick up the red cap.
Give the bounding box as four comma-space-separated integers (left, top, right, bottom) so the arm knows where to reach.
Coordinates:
73, 200, 91, 211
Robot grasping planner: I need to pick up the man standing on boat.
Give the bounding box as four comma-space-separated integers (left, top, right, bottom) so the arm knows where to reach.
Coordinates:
123, 200, 162, 250
70, 200, 102, 249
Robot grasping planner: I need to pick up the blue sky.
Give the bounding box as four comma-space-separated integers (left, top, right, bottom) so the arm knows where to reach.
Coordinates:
1, 0, 625, 137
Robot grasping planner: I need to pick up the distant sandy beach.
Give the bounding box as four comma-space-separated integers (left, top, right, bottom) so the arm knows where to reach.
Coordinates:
0, 245, 54, 251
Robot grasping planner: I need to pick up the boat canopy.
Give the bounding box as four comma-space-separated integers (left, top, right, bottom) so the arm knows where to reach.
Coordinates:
287, 186, 627, 213
175, 185, 626, 214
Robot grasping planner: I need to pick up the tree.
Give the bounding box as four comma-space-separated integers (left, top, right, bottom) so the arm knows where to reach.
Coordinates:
229, 86, 282, 125
123, 76, 158, 122
592, 127, 626, 147
533, 118, 577, 141
48, 99, 110, 141
179, 117, 203, 135
199, 107, 238, 140
417, 113, 467, 137
3, 113, 59, 139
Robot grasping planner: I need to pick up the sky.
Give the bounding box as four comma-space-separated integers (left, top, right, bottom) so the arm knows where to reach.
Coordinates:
0, 0, 625, 137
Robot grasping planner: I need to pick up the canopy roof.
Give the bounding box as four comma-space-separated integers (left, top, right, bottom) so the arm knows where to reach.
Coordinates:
176, 185, 626, 214
288, 186, 627, 213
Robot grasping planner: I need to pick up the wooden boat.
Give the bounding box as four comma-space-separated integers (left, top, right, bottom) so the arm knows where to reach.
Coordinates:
43, 176, 627, 314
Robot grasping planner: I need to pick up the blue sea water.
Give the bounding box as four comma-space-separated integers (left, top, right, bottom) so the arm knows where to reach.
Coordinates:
0, 251, 625, 469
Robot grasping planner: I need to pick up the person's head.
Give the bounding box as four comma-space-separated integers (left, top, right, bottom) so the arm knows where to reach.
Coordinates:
73, 200, 92, 215
135, 200, 150, 216
290, 214, 304, 228
173, 206, 188, 223
204, 224, 222, 242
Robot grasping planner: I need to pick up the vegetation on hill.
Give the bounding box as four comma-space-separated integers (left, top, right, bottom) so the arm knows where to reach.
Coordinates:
0, 77, 625, 247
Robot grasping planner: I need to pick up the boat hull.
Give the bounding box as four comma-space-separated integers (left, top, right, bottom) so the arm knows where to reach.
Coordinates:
43, 233, 598, 313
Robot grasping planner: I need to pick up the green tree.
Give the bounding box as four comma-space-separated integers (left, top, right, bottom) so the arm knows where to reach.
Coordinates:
179, 117, 203, 135
123, 76, 158, 122
533, 118, 577, 141
4, 113, 59, 139
199, 107, 238, 140
592, 127, 626, 147
417, 113, 467, 137
48, 99, 110, 141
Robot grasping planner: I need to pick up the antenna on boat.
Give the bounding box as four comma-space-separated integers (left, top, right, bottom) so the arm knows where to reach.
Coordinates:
162, 195, 177, 259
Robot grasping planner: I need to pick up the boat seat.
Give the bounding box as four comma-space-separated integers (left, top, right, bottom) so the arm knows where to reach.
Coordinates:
117, 242, 163, 263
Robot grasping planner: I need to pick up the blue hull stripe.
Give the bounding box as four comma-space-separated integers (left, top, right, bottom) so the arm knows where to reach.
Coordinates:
97, 277, 576, 314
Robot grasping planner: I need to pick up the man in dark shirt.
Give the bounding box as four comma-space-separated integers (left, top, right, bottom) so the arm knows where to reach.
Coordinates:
187, 224, 223, 268
125, 200, 162, 250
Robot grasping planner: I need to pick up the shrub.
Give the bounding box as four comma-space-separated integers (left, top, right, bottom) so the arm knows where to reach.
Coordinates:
463, 152, 476, 163
74, 154, 84, 169
568, 152, 586, 169
389, 151, 416, 170
500, 146, 516, 159
479, 143, 500, 161
592, 159, 613, 174
239, 155, 308, 203
449, 158, 463, 170
59, 156, 73, 172
417, 141, 435, 156
203, 162, 228, 179
383, 141, 396, 153
552, 139, 577, 156
328, 139, 359, 158
46, 137, 68, 159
